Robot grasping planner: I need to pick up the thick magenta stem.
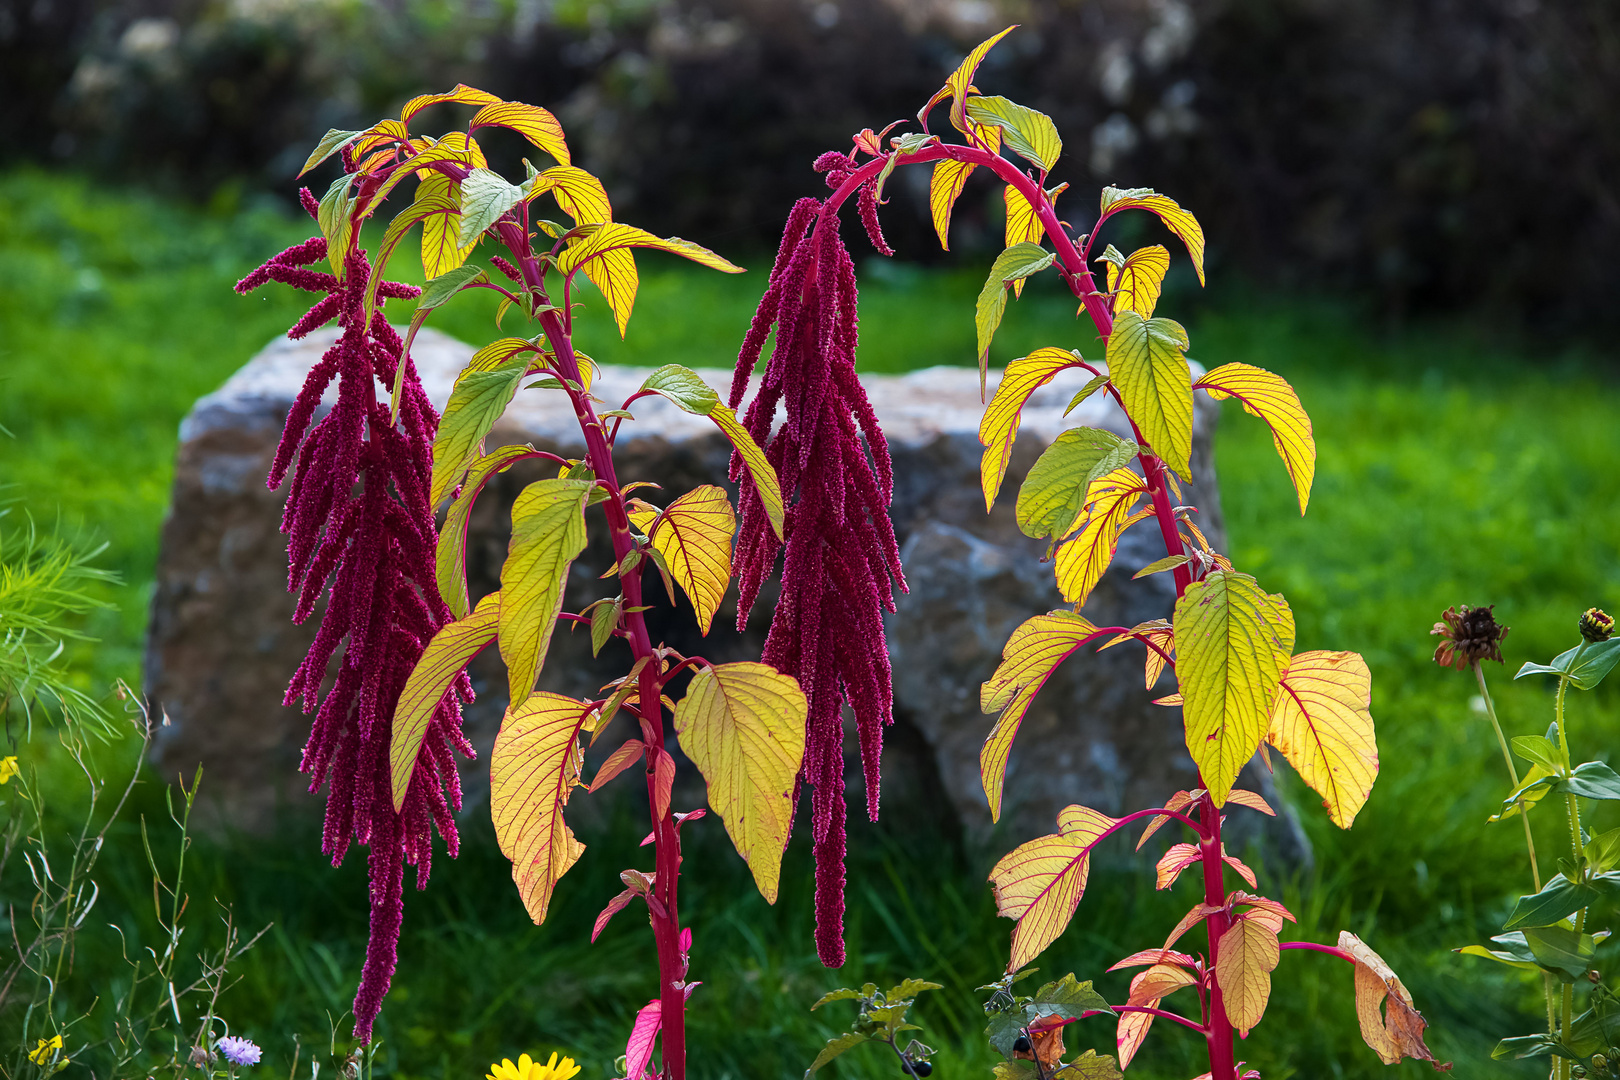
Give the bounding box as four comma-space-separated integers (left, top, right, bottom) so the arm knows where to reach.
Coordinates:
500, 221, 689, 1080
1279, 941, 1357, 964
1198, 793, 1238, 1080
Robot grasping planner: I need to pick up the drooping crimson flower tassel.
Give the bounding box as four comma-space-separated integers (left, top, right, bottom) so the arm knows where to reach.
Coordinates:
235, 190, 474, 1042
729, 153, 905, 967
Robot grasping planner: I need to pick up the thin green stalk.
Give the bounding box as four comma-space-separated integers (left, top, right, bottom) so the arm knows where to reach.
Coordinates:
1554, 673, 1583, 1078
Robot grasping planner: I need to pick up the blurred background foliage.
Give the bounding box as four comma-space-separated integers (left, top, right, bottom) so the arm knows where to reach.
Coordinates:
2, 0, 1617, 327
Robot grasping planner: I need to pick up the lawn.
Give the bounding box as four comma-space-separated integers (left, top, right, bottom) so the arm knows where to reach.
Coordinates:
1, 169, 1617, 1078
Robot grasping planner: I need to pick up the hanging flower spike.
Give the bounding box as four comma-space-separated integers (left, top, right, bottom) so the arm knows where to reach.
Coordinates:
728, 152, 905, 967
234, 191, 474, 1043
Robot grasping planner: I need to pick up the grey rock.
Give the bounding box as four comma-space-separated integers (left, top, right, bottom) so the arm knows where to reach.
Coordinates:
145, 326, 1307, 866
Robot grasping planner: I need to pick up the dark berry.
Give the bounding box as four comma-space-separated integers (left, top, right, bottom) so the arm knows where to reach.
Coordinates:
902, 1059, 933, 1077
1012, 1036, 1032, 1055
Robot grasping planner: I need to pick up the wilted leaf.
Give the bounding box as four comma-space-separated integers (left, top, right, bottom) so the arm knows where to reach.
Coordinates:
989, 804, 1119, 970
1106, 310, 1193, 479
1195, 363, 1315, 515
674, 662, 808, 902
1338, 931, 1448, 1068
1098, 186, 1206, 285
389, 593, 499, 810
1266, 650, 1377, 828
1016, 428, 1138, 541
1216, 915, 1280, 1036
980, 347, 1085, 510
490, 691, 594, 922
1175, 572, 1294, 805
498, 479, 591, 703
981, 612, 1103, 822
646, 486, 735, 634
1053, 465, 1149, 609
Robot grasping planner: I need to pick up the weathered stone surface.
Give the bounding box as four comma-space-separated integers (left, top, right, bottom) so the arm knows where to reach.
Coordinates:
146, 326, 1305, 862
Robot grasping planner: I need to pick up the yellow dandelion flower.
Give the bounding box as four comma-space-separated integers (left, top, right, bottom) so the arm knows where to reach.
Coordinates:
28, 1034, 63, 1064
487, 1051, 581, 1080
0, 757, 18, 785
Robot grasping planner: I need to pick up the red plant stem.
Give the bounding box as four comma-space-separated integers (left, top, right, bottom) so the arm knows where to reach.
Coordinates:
1278, 941, 1357, 965
495, 222, 690, 1080
1197, 793, 1237, 1080
1081, 1006, 1209, 1035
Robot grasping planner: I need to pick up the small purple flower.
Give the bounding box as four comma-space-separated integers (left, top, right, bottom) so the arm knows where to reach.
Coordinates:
217, 1036, 262, 1067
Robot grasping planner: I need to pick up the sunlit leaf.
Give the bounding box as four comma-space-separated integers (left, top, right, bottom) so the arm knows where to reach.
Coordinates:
1175, 571, 1294, 805
990, 804, 1118, 970
1132, 785, 1198, 850
437, 444, 537, 618
1098, 244, 1170, 318
417, 173, 477, 279
980, 612, 1103, 822
470, 100, 571, 164
1016, 427, 1139, 541
674, 662, 808, 902
1216, 914, 1281, 1036
458, 168, 525, 244
640, 364, 721, 415
1154, 843, 1200, 889
979, 346, 1083, 510
400, 83, 501, 122
1002, 186, 1047, 299
589, 598, 621, 658
1053, 465, 1149, 609
966, 96, 1062, 172
389, 592, 499, 810
1098, 186, 1206, 285
1265, 650, 1377, 828
1119, 963, 1197, 1068
431, 357, 529, 508
917, 25, 1019, 135
498, 479, 592, 704
1195, 363, 1315, 515
1106, 310, 1193, 479
364, 186, 462, 321
317, 172, 359, 276
490, 690, 594, 922
929, 158, 976, 250
1339, 932, 1447, 1067
711, 405, 785, 542
646, 486, 735, 635
976, 245, 1058, 385
299, 127, 364, 178
623, 998, 662, 1080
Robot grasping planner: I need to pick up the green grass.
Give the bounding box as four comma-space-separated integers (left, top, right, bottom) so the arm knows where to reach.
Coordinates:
2, 169, 1619, 1078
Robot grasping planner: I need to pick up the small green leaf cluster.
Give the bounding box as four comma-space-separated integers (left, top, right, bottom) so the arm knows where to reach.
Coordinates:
806, 979, 943, 1079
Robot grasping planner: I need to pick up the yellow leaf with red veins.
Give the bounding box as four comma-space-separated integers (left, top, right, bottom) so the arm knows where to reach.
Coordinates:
674, 662, 807, 903
1102, 618, 1175, 690
980, 612, 1101, 822
390, 592, 500, 810
471, 101, 571, 164
644, 485, 735, 635
534, 164, 612, 222
1225, 788, 1276, 816
1154, 843, 1200, 889
499, 479, 592, 704
1174, 571, 1294, 806
1135, 787, 1201, 850
417, 172, 478, 279
1338, 931, 1447, 1068
989, 804, 1117, 970
1215, 914, 1281, 1036
918, 25, 1019, 135
1099, 186, 1206, 285
1266, 650, 1378, 828
1053, 466, 1148, 608
1106, 310, 1194, 479
557, 223, 742, 337
1100, 244, 1171, 318
1118, 962, 1198, 1069
490, 691, 595, 923
400, 84, 501, 123
979, 347, 1087, 510
1004, 185, 1047, 296
1195, 363, 1315, 514
929, 158, 976, 250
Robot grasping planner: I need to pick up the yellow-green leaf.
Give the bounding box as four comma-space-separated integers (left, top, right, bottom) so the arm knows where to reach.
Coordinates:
966, 96, 1062, 173
1101, 618, 1175, 693
647, 485, 735, 635
710, 405, 785, 542
640, 364, 720, 415
975, 244, 1057, 385
979, 346, 1082, 511
470, 100, 571, 164
1105, 310, 1194, 478
389, 592, 499, 811
351, 117, 409, 161
929, 158, 975, 250
980, 612, 1101, 822
431, 357, 529, 509
364, 186, 461, 323
1339, 932, 1445, 1067
1016, 427, 1138, 540
490, 691, 594, 923
1266, 650, 1377, 828
989, 803, 1118, 970
1002, 186, 1046, 298
1053, 465, 1149, 608
417, 172, 477, 279
400, 84, 501, 123
558, 222, 743, 278
1174, 571, 1294, 805
1194, 362, 1315, 515
498, 479, 591, 704
1215, 914, 1281, 1036
299, 128, 364, 178
1098, 186, 1206, 285
1097, 244, 1170, 318
458, 168, 526, 244
918, 25, 1018, 134
317, 172, 359, 276
674, 662, 808, 902
438, 444, 536, 618
530, 164, 612, 223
